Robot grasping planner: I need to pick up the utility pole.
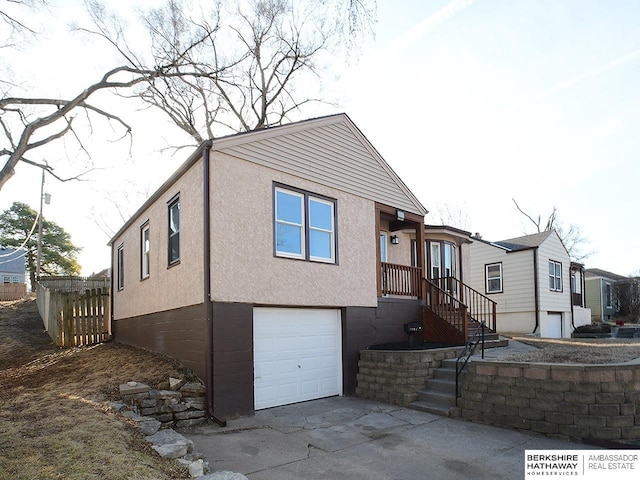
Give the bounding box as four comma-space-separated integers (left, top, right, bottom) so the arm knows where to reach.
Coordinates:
35, 169, 50, 279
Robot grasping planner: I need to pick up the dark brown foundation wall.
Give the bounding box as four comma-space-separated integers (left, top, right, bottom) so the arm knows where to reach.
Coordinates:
114, 298, 424, 420
112, 303, 207, 379
342, 297, 424, 394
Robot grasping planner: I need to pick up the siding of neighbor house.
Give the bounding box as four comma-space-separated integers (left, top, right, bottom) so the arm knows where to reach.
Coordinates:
468, 240, 536, 333
585, 278, 603, 321
536, 232, 571, 315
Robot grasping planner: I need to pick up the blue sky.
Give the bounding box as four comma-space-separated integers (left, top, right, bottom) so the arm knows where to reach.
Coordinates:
1, 0, 639, 276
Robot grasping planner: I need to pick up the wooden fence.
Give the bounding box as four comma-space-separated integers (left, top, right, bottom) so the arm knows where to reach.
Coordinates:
0, 283, 27, 301
37, 275, 110, 293
36, 282, 111, 347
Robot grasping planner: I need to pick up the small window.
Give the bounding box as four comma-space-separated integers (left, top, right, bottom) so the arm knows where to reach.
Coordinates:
485, 263, 503, 294
3, 276, 10, 284
168, 195, 180, 266
12, 276, 20, 283
275, 189, 305, 258
549, 260, 562, 292
274, 185, 336, 264
141, 222, 150, 279
117, 244, 125, 291
431, 242, 441, 279
605, 283, 612, 308
380, 233, 388, 262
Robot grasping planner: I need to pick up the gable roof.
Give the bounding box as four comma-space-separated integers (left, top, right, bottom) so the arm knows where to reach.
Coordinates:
494, 231, 554, 252
213, 113, 427, 216
585, 268, 628, 281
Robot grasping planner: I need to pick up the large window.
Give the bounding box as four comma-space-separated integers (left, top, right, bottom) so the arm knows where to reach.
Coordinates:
430, 243, 441, 279
549, 260, 562, 292
117, 244, 125, 291
274, 185, 336, 263
168, 195, 180, 266
604, 282, 612, 308
141, 222, 150, 279
485, 262, 503, 294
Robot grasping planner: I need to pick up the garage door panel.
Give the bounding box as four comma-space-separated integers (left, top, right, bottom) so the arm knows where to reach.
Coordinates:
254, 308, 342, 410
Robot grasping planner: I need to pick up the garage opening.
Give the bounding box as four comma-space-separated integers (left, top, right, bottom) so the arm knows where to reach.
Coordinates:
253, 308, 342, 410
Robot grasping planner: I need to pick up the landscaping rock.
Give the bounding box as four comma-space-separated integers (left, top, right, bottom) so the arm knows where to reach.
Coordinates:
181, 383, 206, 396
170, 377, 186, 390
189, 459, 205, 477
138, 419, 162, 435
200, 472, 248, 480
119, 382, 150, 396
146, 428, 194, 459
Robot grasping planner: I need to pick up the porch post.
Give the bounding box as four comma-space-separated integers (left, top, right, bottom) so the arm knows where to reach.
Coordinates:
375, 204, 382, 298
416, 221, 425, 300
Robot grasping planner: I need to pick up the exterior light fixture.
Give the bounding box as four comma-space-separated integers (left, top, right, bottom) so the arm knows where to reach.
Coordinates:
396, 209, 405, 221
390, 235, 400, 245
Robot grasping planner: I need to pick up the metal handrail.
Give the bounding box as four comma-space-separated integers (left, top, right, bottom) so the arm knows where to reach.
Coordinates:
455, 321, 485, 403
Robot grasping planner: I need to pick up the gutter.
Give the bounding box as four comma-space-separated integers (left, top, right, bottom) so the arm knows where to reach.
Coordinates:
533, 248, 540, 334
202, 140, 226, 427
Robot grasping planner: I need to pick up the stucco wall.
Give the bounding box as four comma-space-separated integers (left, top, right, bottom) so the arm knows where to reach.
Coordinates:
112, 158, 205, 320
209, 151, 378, 307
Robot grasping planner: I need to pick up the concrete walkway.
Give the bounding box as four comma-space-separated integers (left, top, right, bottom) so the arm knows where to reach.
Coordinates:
179, 396, 597, 479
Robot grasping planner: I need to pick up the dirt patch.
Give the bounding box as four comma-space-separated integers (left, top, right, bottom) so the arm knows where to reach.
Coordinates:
503, 336, 640, 364
0, 298, 195, 480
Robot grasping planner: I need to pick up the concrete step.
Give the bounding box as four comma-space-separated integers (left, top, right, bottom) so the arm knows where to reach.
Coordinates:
423, 378, 456, 395
409, 400, 452, 417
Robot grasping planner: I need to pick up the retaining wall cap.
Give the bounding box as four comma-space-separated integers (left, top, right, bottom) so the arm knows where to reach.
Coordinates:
119, 382, 151, 395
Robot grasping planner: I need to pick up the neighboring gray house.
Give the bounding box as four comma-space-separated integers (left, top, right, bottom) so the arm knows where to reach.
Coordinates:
585, 268, 627, 322
0, 247, 26, 284
467, 231, 591, 338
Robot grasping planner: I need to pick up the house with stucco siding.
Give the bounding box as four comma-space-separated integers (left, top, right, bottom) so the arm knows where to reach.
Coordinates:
109, 114, 435, 420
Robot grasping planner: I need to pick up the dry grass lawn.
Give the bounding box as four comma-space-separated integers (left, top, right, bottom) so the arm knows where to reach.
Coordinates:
0, 298, 194, 480
503, 335, 640, 364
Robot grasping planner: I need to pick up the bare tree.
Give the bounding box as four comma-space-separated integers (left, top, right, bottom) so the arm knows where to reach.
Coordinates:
86, 0, 376, 144
512, 198, 593, 262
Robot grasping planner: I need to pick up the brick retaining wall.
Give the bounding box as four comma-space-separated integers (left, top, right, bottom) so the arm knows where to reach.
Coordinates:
452, 361, 640, 443
356, 348, 462, 406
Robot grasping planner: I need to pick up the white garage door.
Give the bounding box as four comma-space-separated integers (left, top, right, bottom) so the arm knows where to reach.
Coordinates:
253, 308, 342, 410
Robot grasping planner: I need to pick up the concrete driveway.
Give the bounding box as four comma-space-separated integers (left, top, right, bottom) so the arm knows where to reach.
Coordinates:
179, 396, 595, 479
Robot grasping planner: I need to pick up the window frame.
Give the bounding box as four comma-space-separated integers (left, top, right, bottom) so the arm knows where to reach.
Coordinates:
116, 244, 125, 291
273, 183, 338, 264
167, 194, 180, 267
485, 262, 503, 294
141, 221, 150, 280
549, 260, 563, 292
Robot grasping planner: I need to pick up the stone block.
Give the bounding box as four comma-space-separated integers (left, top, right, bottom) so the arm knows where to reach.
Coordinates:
535, 390, 564, 402
176, 418, 207, 428
487, 384, 510, 396
550, 368, 584, 382
620, 404, 636, 416
570, 382, 601, 393
621, 426, 640, 439
483, 412, 507, 426
584, 369, 616, 383
574, 415, 606, 427
461, 409, 484, 422
141, 399, 158, 408
558, 424, 590, 440
625, 391, 640, 403
540, 381, 571, 392
497, 366, 522, 378
152, 413, 174, 423
119, 382, 151, 396
475, 364, 497, 376
506, 416, 531, 430
530, 398, 560, 412
531, 421, 559, 434
607, 416, 634, 428
615, 369, 634, 382
511, 386, 536, 399
180, 383, 206, 396
169, 377, 186, 391
468, 383, 488, 393
544, 412, 574, 425
601, 382, 625, 393
141, 407, 160, 416
595, 392, 626, 404
519, 408, 545, 421
484, 393, 506, 405
563, 392, 595, 404
150, 390, 182, 401
588, 426, 621, 440
499, 405, 520, 417
558, 402, 588, 415
523, 367, 550, 380
589, 404, 620, 416
505, 396, 530, 408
